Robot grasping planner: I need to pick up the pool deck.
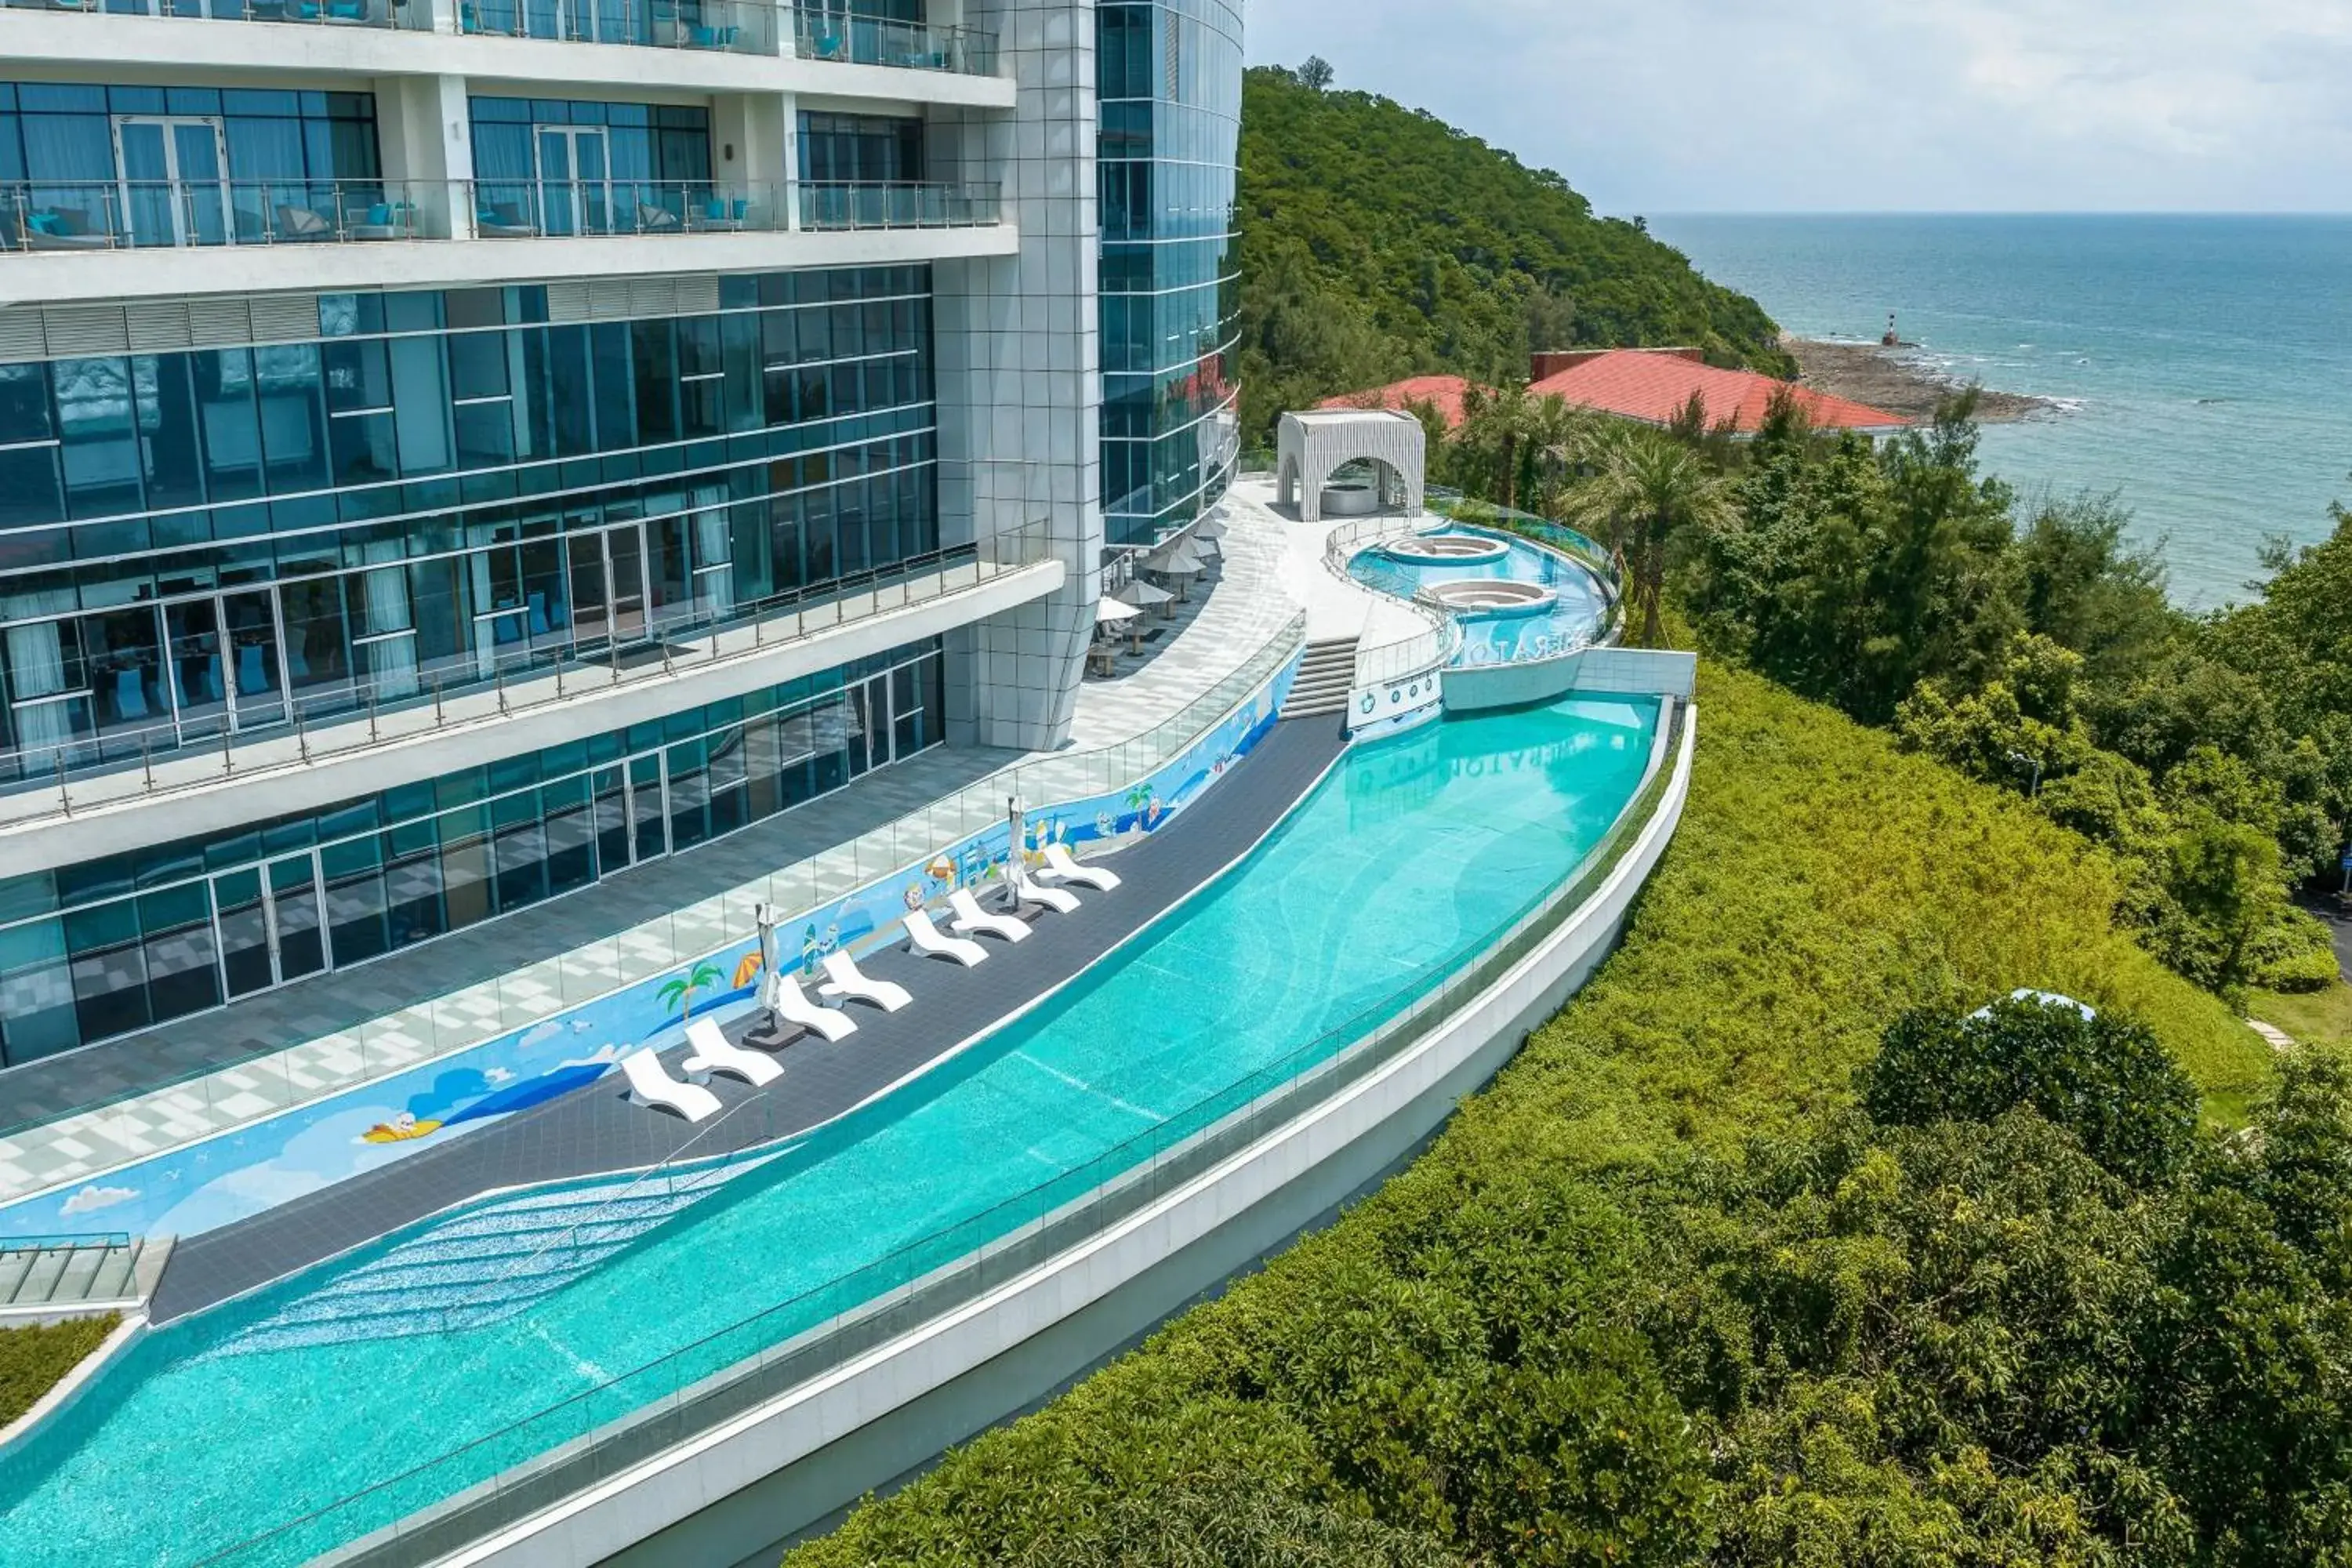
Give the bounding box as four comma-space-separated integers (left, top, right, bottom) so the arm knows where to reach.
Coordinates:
0, 501, 1307, 1218
149, 717, 1346, 1325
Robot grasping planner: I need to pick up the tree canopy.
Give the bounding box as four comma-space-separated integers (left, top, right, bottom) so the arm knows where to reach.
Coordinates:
1235, 65, 1793, 441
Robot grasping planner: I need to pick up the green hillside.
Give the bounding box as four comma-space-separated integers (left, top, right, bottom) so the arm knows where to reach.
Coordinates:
1236, 64, 1794, 439
790, 664, 2301, 1568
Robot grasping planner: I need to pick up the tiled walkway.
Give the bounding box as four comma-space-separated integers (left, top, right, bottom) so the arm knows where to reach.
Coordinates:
150, 720, 1346, 1323
0, 501, 1308, 1219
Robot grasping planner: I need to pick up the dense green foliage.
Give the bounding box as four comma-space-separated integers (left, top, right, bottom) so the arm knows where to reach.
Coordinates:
1234, 65, 1791, 441
789, 665, 2284, 1567
1663, 394, 2350, 995
1864, 995, 2201, 1187
0, 1314, 116, 1428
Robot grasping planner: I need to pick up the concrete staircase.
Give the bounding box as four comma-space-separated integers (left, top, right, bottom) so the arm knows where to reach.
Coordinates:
1281, 637, 1359, 721
0, 1235, 169, 1319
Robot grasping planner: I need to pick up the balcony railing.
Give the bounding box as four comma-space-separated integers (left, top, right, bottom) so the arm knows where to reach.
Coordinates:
1, 0, 1005, 73
1, 179, 453, 250
0, 178, 1000, 252
792, 9, 994, 74
3, 0, 419, 24
1, 522, 1057, 819
457, 0, 773, 53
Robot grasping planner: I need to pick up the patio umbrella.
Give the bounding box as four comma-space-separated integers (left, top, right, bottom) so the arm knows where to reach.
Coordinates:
1193, 517, 1228, 541
1120, 578, 1175, 617
1192, 535, 1222, 563
755, 902, 782, 1026
1150, 540, 1206, 575
1005, 795, 1025, 912
1096, 596, 1143, 625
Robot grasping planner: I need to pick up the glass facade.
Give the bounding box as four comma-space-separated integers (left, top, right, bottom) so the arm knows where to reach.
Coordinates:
0, 265, 941, 782
797, 111, 927, 185
0, 639, 947, 1065
0, 81, 380, 250
1096, 0, 1242, 547
469, 96, 715, 236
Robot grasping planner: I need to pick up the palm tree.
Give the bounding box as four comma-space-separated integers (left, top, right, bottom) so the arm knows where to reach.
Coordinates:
1558, 424, 1739, 647
659, 960, 725, 1022
1456, 382, 1537, 513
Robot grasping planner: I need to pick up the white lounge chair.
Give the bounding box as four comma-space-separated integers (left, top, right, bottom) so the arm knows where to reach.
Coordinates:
904, 909, 988, 967
820, 950, 913, 1012
1011, 871, 1080, 916
950, 887, 1030, 943
768, 971, 858, 1043
681, 1018, 783, 1087
620, 1049, 723, 1123
1040, 842, 1121, 891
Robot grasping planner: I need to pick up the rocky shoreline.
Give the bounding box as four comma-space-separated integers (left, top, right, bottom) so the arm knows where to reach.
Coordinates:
1785, 336, 2056, 424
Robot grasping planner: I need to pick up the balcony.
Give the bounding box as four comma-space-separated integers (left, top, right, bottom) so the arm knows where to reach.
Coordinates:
0, 176, 1000, 252
0, 0, 1004, 75
0, 523, 1064, 848
791, 10, 994, 75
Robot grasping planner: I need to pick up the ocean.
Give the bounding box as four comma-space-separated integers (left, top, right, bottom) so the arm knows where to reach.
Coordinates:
1650, 214, 2352, 610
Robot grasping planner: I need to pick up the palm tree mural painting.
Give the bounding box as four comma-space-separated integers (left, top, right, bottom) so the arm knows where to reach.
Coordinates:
659, 960, 726, 1024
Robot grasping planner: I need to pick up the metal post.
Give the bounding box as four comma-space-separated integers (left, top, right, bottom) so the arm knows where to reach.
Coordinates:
433, 674, 445, 724
140, 736, 153, 793
367, 687, 379, 743
53, 753, 69, 818
222, 723, 234, 776
296, 710, 309, 763
496, 667, 508, 714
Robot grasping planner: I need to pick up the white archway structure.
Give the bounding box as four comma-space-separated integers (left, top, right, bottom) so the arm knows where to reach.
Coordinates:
1276, 408, 1426, 524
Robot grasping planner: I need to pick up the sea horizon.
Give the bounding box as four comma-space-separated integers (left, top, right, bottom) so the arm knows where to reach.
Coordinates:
1653, 212, 2352, 611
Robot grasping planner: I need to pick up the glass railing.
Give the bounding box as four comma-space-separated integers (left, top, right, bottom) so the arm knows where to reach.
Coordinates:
196, 701, 1690, 1568
797, 180, 1001, 230
2, 524, 1055, 817
0, 180, 452, 251
5, 0, 1005, 73
457, 0, 773, 51
0, 597, 1305, 1148
0, 179, 1004, 253
791, 8, 995, 74
3, 0, 419, 24
1318, 514, 1463, 686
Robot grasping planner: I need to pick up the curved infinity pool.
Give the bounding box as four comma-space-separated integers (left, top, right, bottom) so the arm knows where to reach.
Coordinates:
0, 694, 1659, 1567
1348, 524, 1611, 666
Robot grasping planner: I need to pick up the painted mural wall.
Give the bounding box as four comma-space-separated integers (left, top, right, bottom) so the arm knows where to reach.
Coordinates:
0, 662, 1298, 1244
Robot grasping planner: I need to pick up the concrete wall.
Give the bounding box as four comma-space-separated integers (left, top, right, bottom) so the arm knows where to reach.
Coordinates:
935, 0, 1102, 753
434, 713, 1700, 1568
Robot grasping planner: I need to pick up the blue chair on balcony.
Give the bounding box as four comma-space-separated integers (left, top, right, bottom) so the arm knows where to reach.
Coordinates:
113, 668, 148, 721
237, 644, 269, 697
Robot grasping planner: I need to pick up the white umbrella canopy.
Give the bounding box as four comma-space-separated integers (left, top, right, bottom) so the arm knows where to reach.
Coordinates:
1192, 535, 1222, 561
1151, 540, 1206, 575
1193, 517, 1228, 540
1096, 596, 1143, 625
1120, 579, 1174, 607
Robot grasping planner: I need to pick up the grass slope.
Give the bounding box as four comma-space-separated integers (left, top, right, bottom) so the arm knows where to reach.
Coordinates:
0, 1315, 118, 1430
786, 663, 2270, 1566
1236, 68, 1793, 440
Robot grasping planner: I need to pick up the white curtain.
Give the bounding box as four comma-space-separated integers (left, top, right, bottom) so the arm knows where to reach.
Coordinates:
362, 566, 419, 701
4, 585, 81, 773
693, 506, 734, 615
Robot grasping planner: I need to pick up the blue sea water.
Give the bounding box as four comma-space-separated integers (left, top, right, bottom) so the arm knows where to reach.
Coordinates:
1650, 214, 2352, 610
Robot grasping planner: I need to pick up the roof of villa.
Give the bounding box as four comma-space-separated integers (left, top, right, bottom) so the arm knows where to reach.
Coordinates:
1529, 350, 1911, 434
1319, 375, 1482, 430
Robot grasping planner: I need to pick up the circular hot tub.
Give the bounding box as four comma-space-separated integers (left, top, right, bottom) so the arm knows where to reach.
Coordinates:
1417, 578, 1558, 619
1377, 533, 1511, 566
1319, 481, 1382, 517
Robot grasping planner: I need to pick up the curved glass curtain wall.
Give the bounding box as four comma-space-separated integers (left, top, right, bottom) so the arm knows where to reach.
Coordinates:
1097, 0, 1243, 548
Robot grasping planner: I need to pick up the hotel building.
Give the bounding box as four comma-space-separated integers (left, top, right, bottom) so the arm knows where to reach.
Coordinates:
0, 0, 1243, 1074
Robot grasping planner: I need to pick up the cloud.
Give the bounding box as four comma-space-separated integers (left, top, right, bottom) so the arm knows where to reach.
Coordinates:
518, 1020, 566, 1050
61, 1184, 139, 1218
1249, 0, 2352, 212
558, 1044, 626, 1070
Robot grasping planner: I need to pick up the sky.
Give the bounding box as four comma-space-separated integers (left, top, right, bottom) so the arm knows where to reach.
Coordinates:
1244, 0, 2352, 215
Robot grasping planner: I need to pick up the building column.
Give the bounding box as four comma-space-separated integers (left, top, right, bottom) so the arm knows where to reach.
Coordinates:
936, 0, 1099, 754
374, 74, 474, 235
713, 91, 793, 224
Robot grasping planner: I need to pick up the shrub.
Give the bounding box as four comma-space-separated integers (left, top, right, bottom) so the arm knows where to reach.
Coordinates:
1863, 996, 2201, 1188
0, 1313, 118, 1428
788, 664, 2270, 1568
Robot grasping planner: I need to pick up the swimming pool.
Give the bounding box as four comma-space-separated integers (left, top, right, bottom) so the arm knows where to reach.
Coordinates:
0, 695, 1659, 1567
1347, 524, 1612, 666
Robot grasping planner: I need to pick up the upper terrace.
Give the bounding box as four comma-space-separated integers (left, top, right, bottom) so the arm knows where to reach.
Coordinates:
0, 0, 1012, 99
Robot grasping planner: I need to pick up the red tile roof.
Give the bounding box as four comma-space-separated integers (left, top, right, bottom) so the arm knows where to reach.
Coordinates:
1530, 350, 1908, 434
1319, 376, 1483, 430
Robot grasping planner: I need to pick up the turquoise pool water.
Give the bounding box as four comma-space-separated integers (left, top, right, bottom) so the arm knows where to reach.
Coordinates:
0, 695, 1659, 1567
1348, 525, 1611, 666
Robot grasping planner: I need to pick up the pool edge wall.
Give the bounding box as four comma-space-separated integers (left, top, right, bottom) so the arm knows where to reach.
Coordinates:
432, 710, 1701, 1568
